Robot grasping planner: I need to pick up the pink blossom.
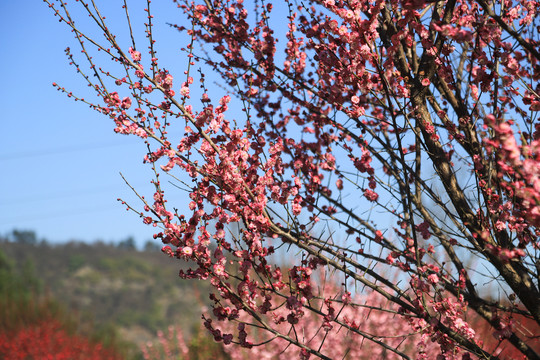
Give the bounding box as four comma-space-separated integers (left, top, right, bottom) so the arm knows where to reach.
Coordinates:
214, 264, 226, 277
427, 274, 439, 284
121, 97, 132, 109
292, 199, 302, 215
416, 221, 431, 239
128, 47, 141, 61
364, 189, 379, 202
181, 246, 193, 257
163, 74, 174, 89
180, 86, 190, 96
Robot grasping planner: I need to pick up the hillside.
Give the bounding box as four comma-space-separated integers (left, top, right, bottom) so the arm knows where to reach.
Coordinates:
0, 234, 211, 357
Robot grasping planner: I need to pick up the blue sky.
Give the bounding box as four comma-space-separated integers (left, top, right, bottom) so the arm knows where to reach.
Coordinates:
0, 2, 379, 249
0, 2, 193, 247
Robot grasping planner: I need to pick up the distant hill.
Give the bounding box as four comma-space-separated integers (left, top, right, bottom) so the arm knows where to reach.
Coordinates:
0, 235, 211, 356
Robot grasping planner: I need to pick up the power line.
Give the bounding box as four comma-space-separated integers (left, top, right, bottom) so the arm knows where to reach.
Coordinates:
0, 182, 153, 206
0, 141, 136, 161
0, 205, 127, 225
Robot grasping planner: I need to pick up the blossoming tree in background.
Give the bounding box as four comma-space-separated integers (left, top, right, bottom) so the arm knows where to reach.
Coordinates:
46, 0, 540, 358
143, 284, 442, 360
142, 282, 532, 359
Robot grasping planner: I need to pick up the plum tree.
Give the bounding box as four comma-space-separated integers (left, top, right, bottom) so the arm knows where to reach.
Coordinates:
46, 0, 540, 358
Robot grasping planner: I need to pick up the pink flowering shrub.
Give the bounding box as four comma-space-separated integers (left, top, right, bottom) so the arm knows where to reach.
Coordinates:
48, 0, 540, 358
145, 284, 539, 359
217, 285, 442, 360
141, 326, 191, 360
141, 325, 231, 360
143, 290, 442, 360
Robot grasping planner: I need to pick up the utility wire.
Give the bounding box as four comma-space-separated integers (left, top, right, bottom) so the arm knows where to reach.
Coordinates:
0, 141, 136, 161
0, 205, 125, 225
0, 182, 153, 206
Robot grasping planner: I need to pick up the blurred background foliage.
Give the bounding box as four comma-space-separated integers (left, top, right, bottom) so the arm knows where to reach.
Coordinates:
0, 229, 220, 359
